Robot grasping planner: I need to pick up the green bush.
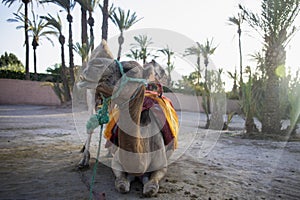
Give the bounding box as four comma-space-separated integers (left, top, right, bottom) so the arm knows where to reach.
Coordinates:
0, 70, 61, 82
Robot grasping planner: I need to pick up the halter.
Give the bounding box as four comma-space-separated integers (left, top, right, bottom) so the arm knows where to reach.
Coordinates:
110, 60, 148, 101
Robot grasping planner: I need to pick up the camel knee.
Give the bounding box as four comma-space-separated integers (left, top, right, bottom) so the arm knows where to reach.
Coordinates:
143, 179, 159, 197
115, 176, 130, 193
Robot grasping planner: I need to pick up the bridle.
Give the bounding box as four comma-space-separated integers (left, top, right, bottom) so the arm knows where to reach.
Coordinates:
97, 60, 148, 110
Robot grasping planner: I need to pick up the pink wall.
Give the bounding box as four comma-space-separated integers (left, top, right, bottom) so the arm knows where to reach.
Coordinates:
164, 92, 241, 114
0, 79, 241, 113
0, 79, 61, 106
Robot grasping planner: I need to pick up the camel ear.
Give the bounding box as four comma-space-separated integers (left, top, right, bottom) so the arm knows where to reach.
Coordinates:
90, 39, 114, 60
143, 60, 168, 85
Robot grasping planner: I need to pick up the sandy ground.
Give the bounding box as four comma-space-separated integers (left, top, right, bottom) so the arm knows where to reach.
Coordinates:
1, 104, 300, 200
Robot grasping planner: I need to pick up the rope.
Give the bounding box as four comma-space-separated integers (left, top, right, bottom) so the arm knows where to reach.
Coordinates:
89, 124, 104, 200
86, 96, 109, 200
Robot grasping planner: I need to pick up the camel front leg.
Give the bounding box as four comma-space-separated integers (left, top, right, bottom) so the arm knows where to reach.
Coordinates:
111, 154, 135, 194
78, 88, 96, 169
78, 132, 92, 168
113, 169, 131, 194
143, 167, 167, 197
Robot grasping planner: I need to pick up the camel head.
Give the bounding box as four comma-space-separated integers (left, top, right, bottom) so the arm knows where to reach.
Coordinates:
78, 40, 168, 103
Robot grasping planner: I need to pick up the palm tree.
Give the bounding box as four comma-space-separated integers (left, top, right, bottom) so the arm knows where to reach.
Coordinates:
185, 42, 202, 85
129, 34, 153, 64
241, 66, 257, 133
158, 46, 175, 87
200, 38, 217, 88
110, 7, 142, 60
240, 0, 300, 134
199, 38, 217, 128
27, 12, 55, 80
41, 14, 71, 101
40, 0, 76, 90
3, 0, 32, 80
228, 12, 244, 96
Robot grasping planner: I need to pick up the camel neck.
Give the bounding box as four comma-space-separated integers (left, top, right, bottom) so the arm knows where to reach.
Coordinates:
118, 86, 145, 153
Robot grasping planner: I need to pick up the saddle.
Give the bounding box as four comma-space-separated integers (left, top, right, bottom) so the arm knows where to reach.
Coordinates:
104, 90, 179, 149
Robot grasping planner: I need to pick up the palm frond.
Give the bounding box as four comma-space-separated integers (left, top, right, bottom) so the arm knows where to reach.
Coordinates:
41, 13, 62, 34
110, 7, 142, 31
2, 0, 17, 7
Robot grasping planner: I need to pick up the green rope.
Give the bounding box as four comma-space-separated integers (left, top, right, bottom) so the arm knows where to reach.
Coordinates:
86, 96, 109, 200
89, 124, 104, 200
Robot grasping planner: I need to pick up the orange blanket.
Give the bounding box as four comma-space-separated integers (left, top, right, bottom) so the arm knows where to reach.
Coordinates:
104, 91, 179, 149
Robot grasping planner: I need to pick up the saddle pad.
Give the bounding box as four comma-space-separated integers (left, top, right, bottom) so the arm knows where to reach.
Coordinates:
104, 91, 179, 149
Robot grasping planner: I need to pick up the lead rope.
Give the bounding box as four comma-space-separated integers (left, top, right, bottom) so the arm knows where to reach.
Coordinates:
86, 95, 110, 200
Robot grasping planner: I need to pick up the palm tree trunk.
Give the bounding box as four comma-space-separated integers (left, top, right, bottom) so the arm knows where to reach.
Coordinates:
197, 56, 200, 85
238, 29, 243, 98
32, 37, 38, 80
24, 2, 30, 80
117, 31, 124, 61
204, 62, 211, 114
81, 7, 88, 67
245, 115, 255, 133
33, 47, 37, 80
262, 46, 285, 134
60, 36, 71, 102
67, 12, 75, 90
101, 0, 109, 41
88, 12, 94, 51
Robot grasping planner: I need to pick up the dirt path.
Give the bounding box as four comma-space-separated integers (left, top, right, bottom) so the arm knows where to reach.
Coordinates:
0, 105, 299, 200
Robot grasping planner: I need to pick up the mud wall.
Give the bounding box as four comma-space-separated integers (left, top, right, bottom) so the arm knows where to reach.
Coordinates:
164, 92, 241, 114
0, 79, 61, 106
0, 79, 241, 113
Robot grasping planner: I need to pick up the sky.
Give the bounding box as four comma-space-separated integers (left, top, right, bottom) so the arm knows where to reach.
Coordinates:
0, 0, 299, 90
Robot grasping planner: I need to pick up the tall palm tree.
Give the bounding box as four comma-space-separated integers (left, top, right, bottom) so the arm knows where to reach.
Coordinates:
200, 38, 217, 128
185, 42, 202, 85
110, 7, 141, 60
27, 12, 55, 80
240, 0, 300, 134
228, 12, 244, 97
3, 0, 32, 80
158, 46, 175, 87
41, 0, 76, 90
41, 13, 71, 101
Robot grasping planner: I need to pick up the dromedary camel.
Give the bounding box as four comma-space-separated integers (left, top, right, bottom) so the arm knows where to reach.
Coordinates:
78, 40, 179, 197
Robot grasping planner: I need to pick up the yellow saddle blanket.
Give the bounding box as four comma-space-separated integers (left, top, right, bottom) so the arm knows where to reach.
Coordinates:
104, 91, 179, 149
